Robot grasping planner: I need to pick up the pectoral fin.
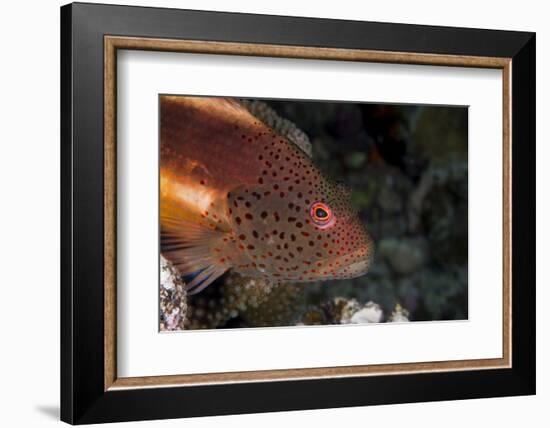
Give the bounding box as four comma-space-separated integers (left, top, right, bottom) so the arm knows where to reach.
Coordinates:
161, 215, 229, 294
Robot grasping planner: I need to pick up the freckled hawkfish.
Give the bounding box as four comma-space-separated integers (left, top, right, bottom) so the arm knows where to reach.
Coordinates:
161, 96, 374, 294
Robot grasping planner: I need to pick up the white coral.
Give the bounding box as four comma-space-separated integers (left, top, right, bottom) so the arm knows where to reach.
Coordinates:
349, 302, 384, 324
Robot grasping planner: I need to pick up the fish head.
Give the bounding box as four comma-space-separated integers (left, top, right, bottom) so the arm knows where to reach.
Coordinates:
302, 179, 374, 281
226, 172, 374, 282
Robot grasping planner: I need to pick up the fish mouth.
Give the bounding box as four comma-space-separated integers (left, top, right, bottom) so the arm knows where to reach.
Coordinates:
318, 245, 374, 280
335, 258, 371, 279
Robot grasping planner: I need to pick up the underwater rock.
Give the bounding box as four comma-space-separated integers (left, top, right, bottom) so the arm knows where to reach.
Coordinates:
159, 255, 188, 331
388, 304, 410, 322
395, 277, 420, 315
344, 151, 368, 169
416, 268, 467, 320
299, 307, 328, 325
411, 107, 468, 167
377, 184, 403, 214
310, 297, 385, 324
422, 184, 468, 265
240, 283, 305, 327
327, 104, 364, 138
408, 170, 434, 233
331, 297, 362, 323
378, 237, 428, 275
185, 273, 276, 329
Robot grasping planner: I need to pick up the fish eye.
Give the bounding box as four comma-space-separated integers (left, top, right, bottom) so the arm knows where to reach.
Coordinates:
310, 202, 333, 228
315, 207, 328, 218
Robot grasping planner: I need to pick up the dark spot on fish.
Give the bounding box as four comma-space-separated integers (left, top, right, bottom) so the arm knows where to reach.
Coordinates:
245, 201, 251, 208
279, 232, 285, 240
296, 222, 303, 228
288, 217, 296, 223
258, 177, 264, 184
235, 217, 242, 225
245, 213, 253, 220
309, 241, 314, 246
261, 211, 268, 219
239, 234, 246, 240
252, 230, 259, 238
247, 244, 255, 250
297, 246, 303, 252
290, 234, 296, 241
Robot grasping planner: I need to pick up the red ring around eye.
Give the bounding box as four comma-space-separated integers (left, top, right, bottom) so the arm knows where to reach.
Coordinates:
310, 202, 333, 228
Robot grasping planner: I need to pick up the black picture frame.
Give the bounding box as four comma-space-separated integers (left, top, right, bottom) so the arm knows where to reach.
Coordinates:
61, 2, 535, 424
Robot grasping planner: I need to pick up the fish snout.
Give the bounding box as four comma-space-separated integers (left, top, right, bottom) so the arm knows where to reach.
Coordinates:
333, 239, 374, 279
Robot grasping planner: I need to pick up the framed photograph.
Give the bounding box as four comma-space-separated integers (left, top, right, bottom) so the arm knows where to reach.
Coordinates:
61, 2, 535, 424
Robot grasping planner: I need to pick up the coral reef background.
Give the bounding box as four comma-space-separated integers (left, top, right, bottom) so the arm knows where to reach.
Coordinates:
160, 99, 468, 330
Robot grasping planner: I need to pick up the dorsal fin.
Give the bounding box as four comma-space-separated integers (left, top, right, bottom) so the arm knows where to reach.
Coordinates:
239, 99, 312, 158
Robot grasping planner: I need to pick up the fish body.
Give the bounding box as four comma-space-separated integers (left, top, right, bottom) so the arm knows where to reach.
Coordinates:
160, 96, 373, 294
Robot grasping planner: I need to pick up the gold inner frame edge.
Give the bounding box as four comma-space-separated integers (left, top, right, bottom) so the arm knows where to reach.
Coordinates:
104, 36, 512, 391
